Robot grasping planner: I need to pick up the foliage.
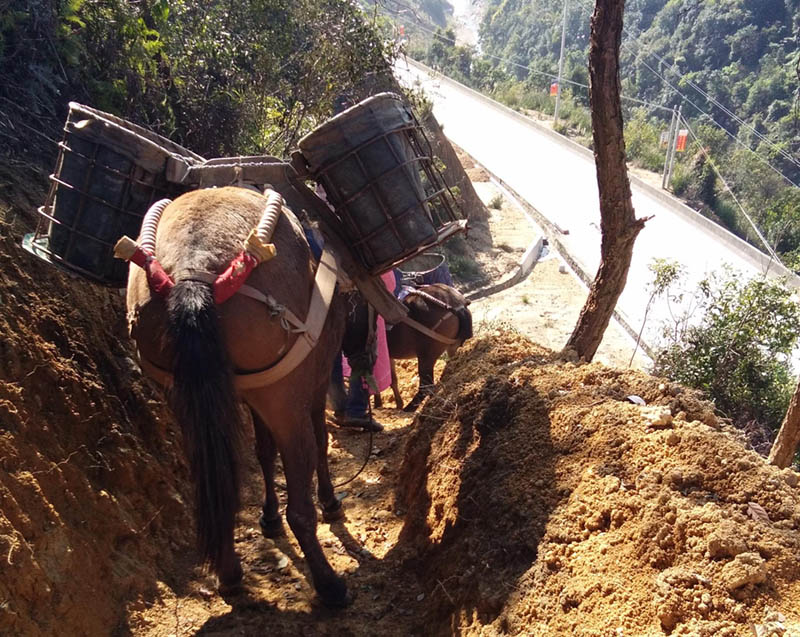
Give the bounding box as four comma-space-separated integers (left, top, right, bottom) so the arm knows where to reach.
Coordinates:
653, 269, 800, 431
630, 258, 684, 366
1, 0, 395, 163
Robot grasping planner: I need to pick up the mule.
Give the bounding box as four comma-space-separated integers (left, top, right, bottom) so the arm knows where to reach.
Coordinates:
126, 187, 350, 606
385, 283, 472, 411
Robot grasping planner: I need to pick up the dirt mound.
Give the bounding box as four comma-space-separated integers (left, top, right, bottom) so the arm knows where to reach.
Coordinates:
0, 194, 194, 635
397, 330, 800, 636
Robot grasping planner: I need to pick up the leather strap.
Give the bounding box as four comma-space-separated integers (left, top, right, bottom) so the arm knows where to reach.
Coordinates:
401, 315, 459, 345
140, 245, 339, 390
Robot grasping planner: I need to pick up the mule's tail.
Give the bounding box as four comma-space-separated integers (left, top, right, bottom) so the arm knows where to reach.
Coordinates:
167, 280, 242, 572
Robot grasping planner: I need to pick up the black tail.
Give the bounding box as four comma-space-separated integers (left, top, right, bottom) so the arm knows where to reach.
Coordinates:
455, 304, 473, 344
167, 280, 241, 572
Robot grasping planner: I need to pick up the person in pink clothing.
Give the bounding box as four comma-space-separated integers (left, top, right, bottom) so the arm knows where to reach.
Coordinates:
329, 270, 400, 432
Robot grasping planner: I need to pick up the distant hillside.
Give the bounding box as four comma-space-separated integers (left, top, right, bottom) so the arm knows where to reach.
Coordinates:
480, 0, 799, 181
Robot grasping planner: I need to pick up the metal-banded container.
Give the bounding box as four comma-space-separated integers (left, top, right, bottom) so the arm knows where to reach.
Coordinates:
397, 252, 453, 287
297, 93, 466, 275
23, 103, 204, 286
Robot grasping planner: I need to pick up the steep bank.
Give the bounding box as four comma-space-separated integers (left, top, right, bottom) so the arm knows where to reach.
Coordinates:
397, 331, 800, 635
0, 180, 193, 636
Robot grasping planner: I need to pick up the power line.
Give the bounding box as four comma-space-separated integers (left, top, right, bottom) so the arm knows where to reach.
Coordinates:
568, 0, 800, 190
616, 18, 800, 171
681, 114, 781, 269
617, 19, 800, 171
391, 12, 672, 112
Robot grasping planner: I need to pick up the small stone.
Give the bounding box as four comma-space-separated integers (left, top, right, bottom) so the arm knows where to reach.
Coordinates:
643, 406, 673, 429
604, 477, 621, 494
658, 383, 667, 392
707, 521, 748, 559
701, 592, 712, 605
665, 431, 680, 446
782, 469, 799, 488
416, 593, 425, 601
721, 552, 767, 591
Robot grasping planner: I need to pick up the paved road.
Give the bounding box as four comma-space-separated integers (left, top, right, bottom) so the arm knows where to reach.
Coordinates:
396, 61, 788, 350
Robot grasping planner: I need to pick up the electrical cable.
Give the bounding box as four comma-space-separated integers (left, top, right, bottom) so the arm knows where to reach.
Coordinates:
680, 115, 781, 270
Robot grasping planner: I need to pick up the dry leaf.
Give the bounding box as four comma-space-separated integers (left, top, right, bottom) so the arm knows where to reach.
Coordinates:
746, 501, 770, 524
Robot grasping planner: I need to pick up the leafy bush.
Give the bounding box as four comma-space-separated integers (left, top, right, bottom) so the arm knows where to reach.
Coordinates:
1, 0, 395, 162
670, 162, 692, 197
624, 109, 665, 172
488, 193, 503, 209
653, 269, 800, 431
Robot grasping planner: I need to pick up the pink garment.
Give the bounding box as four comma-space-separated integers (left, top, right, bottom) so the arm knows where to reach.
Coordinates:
342, 270, 395, 394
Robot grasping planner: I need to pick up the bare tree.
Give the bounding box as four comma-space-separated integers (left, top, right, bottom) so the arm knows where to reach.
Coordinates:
565, 0, 650, 361
769, 386, 800, 467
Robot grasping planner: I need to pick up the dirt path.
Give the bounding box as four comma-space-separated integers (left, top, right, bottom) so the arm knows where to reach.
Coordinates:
470, 180, 652, 371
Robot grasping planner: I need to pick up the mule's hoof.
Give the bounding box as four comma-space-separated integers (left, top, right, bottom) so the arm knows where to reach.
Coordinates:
259, 513, 285, 538
318, 578, 353, 608
218, 562, 244, 595
322, 500, 345, 523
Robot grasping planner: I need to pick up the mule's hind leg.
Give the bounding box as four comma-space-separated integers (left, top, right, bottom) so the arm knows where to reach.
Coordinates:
389, 358, 404, 409
249, 394, 349, 606
252, 409, 284, 537
312, 385, 344, 522
278, 421, 349, 606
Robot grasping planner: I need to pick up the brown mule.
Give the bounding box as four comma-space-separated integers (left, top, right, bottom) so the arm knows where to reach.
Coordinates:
385, 283, 472, 411
126, 187, 349, 606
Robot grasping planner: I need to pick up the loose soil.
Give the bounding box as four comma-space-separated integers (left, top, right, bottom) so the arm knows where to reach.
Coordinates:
1, 166, 799, 636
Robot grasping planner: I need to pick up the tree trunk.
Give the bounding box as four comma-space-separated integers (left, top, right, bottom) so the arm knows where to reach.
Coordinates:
565, 0, 648, 361
769, 379, 800, 467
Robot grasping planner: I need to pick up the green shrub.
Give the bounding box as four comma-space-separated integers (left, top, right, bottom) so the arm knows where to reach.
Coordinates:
488, 193, 503, 209
624, 109, 666, 172
670, 162, 692, 197
653, 269, 800, 431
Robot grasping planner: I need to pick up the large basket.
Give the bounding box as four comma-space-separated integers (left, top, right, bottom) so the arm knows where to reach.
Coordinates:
24, 103, 204, 286
297, 93, 466, 275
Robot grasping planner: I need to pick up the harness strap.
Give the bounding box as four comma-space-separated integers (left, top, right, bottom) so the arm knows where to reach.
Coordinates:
405, 288, 458, 313
173, 270, 307, 332
401, 315, 459, 346
140, 245, 339, 390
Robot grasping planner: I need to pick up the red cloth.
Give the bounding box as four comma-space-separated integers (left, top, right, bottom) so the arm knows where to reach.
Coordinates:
213, 251, 258, 304
130, 247, 174, 299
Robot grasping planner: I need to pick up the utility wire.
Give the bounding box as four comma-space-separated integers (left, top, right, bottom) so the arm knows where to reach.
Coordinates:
569, 0, 800, 190
391, 12, 672, 112
681, 114, 781, 269
617, 19, 800, 171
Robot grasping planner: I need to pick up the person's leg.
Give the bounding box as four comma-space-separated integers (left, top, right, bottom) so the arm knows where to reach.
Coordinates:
328, 353, 347, 416
345, 372, 368, 419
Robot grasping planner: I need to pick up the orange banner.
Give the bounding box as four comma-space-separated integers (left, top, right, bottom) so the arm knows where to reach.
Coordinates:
676, 129, 689, 152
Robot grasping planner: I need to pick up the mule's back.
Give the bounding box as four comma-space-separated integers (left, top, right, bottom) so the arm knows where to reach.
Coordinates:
127, 187, 317, 374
